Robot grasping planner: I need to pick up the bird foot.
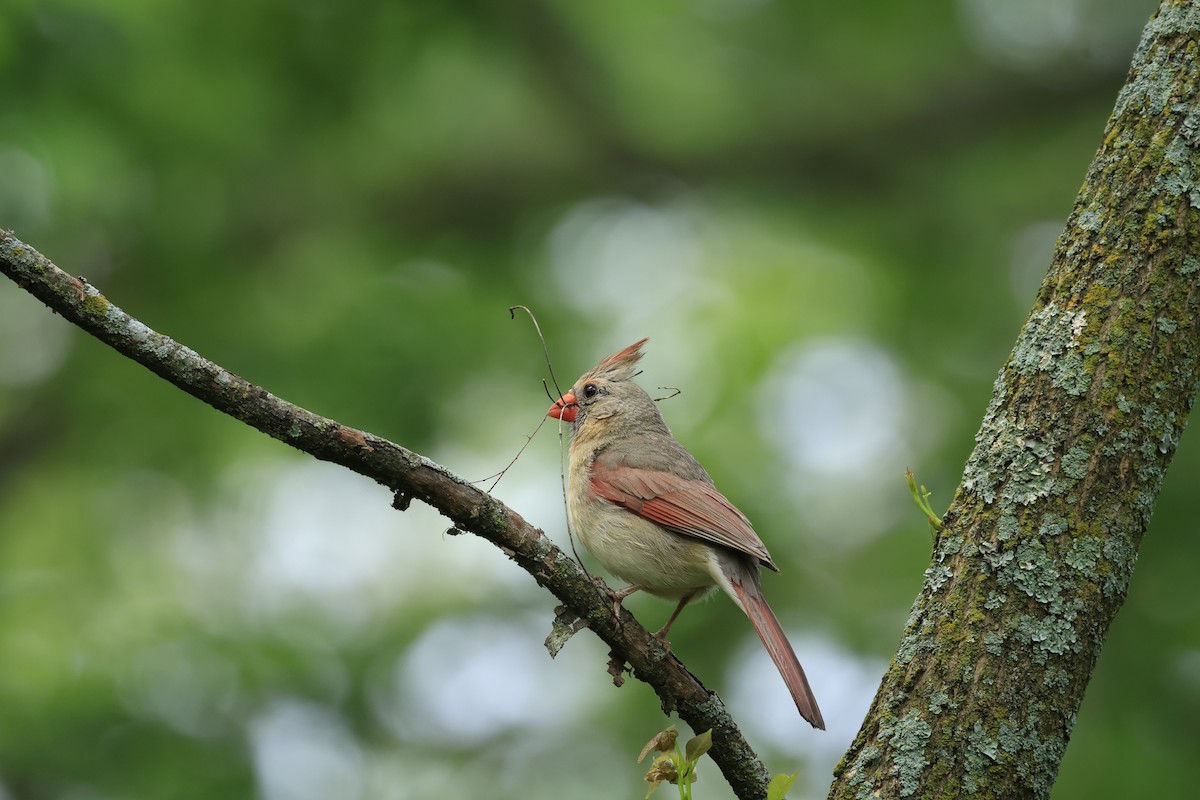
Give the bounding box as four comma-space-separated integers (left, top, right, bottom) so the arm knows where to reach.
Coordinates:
594, 579, 642, 619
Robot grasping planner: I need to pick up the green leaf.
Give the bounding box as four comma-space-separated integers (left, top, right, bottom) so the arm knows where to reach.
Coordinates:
683, 729, 712, 763
767, 771, 799, 800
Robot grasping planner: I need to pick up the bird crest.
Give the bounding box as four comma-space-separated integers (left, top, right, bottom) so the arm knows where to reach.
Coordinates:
585, 338, 648, 383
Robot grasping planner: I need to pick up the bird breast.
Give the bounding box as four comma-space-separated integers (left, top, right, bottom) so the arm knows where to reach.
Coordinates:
567, 450, 719, 600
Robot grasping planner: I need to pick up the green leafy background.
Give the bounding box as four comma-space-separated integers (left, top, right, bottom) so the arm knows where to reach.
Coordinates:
1, 1, 1194, 798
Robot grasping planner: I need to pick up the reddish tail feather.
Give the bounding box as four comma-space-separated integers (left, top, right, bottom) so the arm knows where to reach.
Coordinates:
729, 573, 825, 730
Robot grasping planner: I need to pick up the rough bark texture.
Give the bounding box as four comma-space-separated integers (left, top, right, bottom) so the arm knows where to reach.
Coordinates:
830, 3, 1200, 798
0, 234, 774, 800
5, 5, 1198, 799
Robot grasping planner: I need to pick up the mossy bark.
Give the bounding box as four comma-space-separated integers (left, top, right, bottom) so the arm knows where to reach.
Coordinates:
829, 3, 1200, 799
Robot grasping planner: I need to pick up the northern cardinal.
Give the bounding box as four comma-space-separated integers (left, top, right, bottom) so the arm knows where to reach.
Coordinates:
547, 338, 824, 730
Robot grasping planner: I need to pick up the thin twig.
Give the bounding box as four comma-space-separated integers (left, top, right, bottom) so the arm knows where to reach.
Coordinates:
0, 231, 776, 800
474, 414, 549, 492
510, 304, 567, 400
507, 305, 593, 580
555, 414, 592, 582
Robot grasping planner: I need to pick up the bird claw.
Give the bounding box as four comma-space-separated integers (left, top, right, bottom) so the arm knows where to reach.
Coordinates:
594, 580, 642, 620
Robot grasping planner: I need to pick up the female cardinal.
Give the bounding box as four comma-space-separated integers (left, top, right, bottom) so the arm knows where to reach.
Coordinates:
547, 338, 824, 730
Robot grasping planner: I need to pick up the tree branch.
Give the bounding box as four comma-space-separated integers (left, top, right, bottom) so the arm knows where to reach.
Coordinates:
0, 231, 774, 800
830, 2, 1200, 797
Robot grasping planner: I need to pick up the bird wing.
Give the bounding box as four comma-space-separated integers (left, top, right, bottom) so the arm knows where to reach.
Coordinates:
589, 460, 778, 571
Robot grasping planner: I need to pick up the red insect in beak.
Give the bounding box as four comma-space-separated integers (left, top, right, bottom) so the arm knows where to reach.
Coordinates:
547, 392, 578, 422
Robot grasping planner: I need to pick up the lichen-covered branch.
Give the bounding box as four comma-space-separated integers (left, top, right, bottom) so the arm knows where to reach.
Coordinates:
0, 231, 774, 800
831, 2, 1200, 798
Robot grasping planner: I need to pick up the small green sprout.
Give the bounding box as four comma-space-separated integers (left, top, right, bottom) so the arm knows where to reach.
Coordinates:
767, 771, 799, 800
638, 725, 710, 800
906, 467, 944, 543
637, 726, 800, 798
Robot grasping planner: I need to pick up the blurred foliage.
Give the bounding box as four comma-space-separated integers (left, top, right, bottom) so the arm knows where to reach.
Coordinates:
0, 1, 1191, 798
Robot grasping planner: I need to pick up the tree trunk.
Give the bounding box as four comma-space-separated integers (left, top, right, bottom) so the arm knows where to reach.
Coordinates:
830, 2, 1200, 797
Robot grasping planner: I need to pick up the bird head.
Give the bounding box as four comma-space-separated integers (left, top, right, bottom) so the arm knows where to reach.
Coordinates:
547, 338, 657, 431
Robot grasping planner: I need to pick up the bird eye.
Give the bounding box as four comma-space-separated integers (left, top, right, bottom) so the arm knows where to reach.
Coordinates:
583, 383, 599, 398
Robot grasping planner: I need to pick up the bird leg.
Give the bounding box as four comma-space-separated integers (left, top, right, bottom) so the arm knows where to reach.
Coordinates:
654, 589, 704, 645
608, 583, 643, 618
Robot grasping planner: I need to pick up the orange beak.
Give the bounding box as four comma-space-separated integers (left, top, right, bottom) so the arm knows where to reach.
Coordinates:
547, 392, 578, 422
